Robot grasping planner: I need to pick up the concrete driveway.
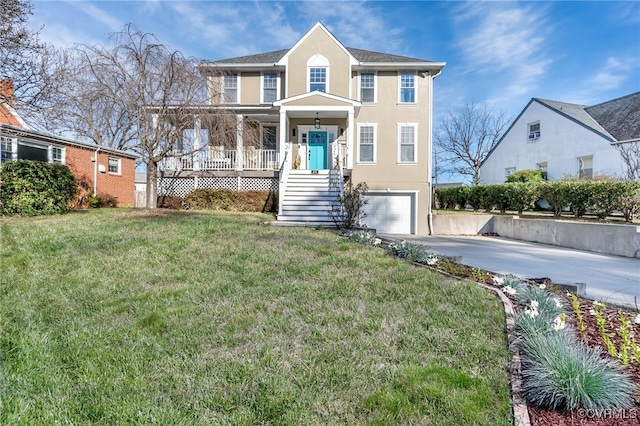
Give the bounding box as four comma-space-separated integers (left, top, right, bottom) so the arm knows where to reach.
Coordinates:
384, 234, 640, 309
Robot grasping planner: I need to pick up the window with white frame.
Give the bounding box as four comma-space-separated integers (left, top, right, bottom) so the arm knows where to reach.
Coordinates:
360, 73, 375, 103
51, 146, 64, 164
17, 140, 48, 162
399, 72, 416, 103
222, 73, 239, 103
108, 157, 121, 174
1, 136, 14, 164
398, 123, 417, 163
505, 167, 516, 179
536, 161, 548, 179
309, 67, 327, 92
528, 122, 540, 141
262, 73, 278, 103
357, 124, 376, 163
578, 155, 593, 179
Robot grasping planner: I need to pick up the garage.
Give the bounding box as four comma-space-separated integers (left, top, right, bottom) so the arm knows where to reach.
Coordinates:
361, 192, 416, 234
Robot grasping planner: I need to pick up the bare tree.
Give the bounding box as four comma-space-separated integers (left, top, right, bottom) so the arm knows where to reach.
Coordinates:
50, 24, 221, 208
613, 140, 640, 181
0, 0, 60, 122
434, 103, 511, 185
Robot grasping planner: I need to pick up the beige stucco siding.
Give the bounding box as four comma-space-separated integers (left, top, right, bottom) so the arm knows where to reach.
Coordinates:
286, 29, 351, 98
239, 72, 261, 105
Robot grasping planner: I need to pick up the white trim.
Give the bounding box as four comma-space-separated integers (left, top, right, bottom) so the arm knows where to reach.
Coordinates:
362, 190, 419, 234
356, 123, 377, 164
108, 156, 121, 175
260, 72, 280, 104
307, 60, 329, 94
358, 71, 377, 104
277, 22, 358, 68
221, 72, 240, 104
397, 122, 418, 164
397, 71, 417, 104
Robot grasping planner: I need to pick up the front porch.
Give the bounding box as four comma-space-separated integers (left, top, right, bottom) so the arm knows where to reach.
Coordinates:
160, 148, 280, 172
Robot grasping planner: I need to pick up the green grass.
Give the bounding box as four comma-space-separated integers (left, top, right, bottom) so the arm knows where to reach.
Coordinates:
1, 209, 512, 425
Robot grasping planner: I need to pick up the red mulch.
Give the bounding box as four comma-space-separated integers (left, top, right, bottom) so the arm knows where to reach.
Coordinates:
422, 255, 640, 425
526, 294, 640, 426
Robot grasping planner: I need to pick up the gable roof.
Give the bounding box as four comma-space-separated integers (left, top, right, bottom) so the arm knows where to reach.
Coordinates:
199, 22, 443, 71
535, 98, 614, 141
584, 91, 640, 142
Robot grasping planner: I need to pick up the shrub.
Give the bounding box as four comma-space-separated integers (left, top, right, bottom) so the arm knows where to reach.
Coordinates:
435, 186, 468, 209
329, 180, 368, 229
157, 195, 184, 210
503, 182, 540, 214
388, 240, 437, 265
0, 160, 77, 216
506, 169, 545, 183
519, 331, 636, 411
614, 181, 640, 222
182, 189, 277, 212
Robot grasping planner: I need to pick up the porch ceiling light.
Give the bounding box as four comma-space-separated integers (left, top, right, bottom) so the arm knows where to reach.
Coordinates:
314, 113, 321, 129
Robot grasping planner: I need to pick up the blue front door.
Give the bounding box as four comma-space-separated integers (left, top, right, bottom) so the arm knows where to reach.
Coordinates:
308, 131, 327, 169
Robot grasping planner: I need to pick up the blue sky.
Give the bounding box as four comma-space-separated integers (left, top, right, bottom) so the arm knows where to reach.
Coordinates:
29, 0, 639, 122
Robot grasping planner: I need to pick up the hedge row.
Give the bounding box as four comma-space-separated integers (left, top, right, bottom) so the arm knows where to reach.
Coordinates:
158, 189, 278, 213
435, 180, 640, 221
0, 160, 78, 216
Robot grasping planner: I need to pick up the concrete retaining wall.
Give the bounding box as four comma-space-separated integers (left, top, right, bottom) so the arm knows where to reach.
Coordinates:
432, 213, 640, 258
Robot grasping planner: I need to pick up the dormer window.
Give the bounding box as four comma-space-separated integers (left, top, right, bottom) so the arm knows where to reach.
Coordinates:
528, 122, 540, 141
307, 54, 329, 93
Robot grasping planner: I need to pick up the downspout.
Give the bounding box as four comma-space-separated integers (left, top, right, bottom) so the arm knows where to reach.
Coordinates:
426, 69, 442, 235
93, 147, 100, 195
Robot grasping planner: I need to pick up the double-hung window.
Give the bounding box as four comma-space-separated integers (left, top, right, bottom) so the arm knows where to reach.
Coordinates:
309, 67, 327, 92
398, 123, 417, 163
578, 155, 593, 179
1, 137, 14, 164
222, 73, 239, 103
399, 72, 416, 103
108, 157, 121, 174
360, 73, 375, 103
528, 122, 540, 141
357, 124, 376, 163
262, 73, 278, 103
51, 146, 64, 164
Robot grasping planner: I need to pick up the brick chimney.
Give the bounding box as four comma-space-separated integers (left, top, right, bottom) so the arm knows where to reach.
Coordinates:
0, 79, 15, 107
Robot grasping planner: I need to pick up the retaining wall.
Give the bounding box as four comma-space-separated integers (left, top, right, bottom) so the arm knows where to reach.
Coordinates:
432, 213, 640, 258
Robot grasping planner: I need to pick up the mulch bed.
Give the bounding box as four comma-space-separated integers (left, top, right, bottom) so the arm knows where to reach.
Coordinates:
423, 256, 640, 426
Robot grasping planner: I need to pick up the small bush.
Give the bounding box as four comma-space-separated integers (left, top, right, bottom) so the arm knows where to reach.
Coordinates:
182, 189, 277, 212
506, 169, 545, 183
388, 240, 437, 264
329, 180, 368, 229
519, 331, 636, 411
0, 160, 77, 216
158, 195, 184, 210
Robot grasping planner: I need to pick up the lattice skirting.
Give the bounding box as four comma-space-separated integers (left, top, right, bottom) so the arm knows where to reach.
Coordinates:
158, 176, 279, 197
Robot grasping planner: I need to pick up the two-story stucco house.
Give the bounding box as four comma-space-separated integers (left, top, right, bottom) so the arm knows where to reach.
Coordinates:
480, 92, 640, 184
158, 22, 445, 234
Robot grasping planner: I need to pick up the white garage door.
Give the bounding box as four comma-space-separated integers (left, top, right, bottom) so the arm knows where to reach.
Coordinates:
362, 193, 414, 234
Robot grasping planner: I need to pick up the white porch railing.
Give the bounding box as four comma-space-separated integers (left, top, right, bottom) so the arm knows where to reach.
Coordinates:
160, 149, 280, 171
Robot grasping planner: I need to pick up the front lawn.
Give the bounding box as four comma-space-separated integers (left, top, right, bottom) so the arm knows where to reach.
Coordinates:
1, 209, 512, 425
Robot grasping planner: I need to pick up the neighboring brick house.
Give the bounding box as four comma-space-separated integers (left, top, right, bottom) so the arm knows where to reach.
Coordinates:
1, 80, 137, 207
159, 22, 445, 234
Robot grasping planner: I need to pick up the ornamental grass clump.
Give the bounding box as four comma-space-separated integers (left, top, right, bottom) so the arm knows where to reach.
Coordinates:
519, 331, 636, 411
388, 240, 438, 265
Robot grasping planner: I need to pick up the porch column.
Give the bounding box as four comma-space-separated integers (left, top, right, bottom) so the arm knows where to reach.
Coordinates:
347, 110, 355, 169
279, 109, 289, 169
193, 115, 202, 171
235, 114, 244, 171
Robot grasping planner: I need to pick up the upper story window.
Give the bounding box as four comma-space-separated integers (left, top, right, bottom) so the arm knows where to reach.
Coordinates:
360, 73, 375, 103
528, 122, 540, 141
1, 136, 14, 164
398, 123, 417, 163
357, 123, 377, 163
108, 157, 121, 174
222, 73, 239, 103
262, 73, 278, 103
578, 155, 593, 180
309, 67, 327, 92
399, 72, 416, 103
307, 54, 329, 93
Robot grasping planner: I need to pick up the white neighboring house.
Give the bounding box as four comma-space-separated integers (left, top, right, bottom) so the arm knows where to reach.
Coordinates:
480, 92, 640, 183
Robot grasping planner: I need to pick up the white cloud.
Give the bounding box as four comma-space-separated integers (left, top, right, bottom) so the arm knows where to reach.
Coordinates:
454, 2, 552, 99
